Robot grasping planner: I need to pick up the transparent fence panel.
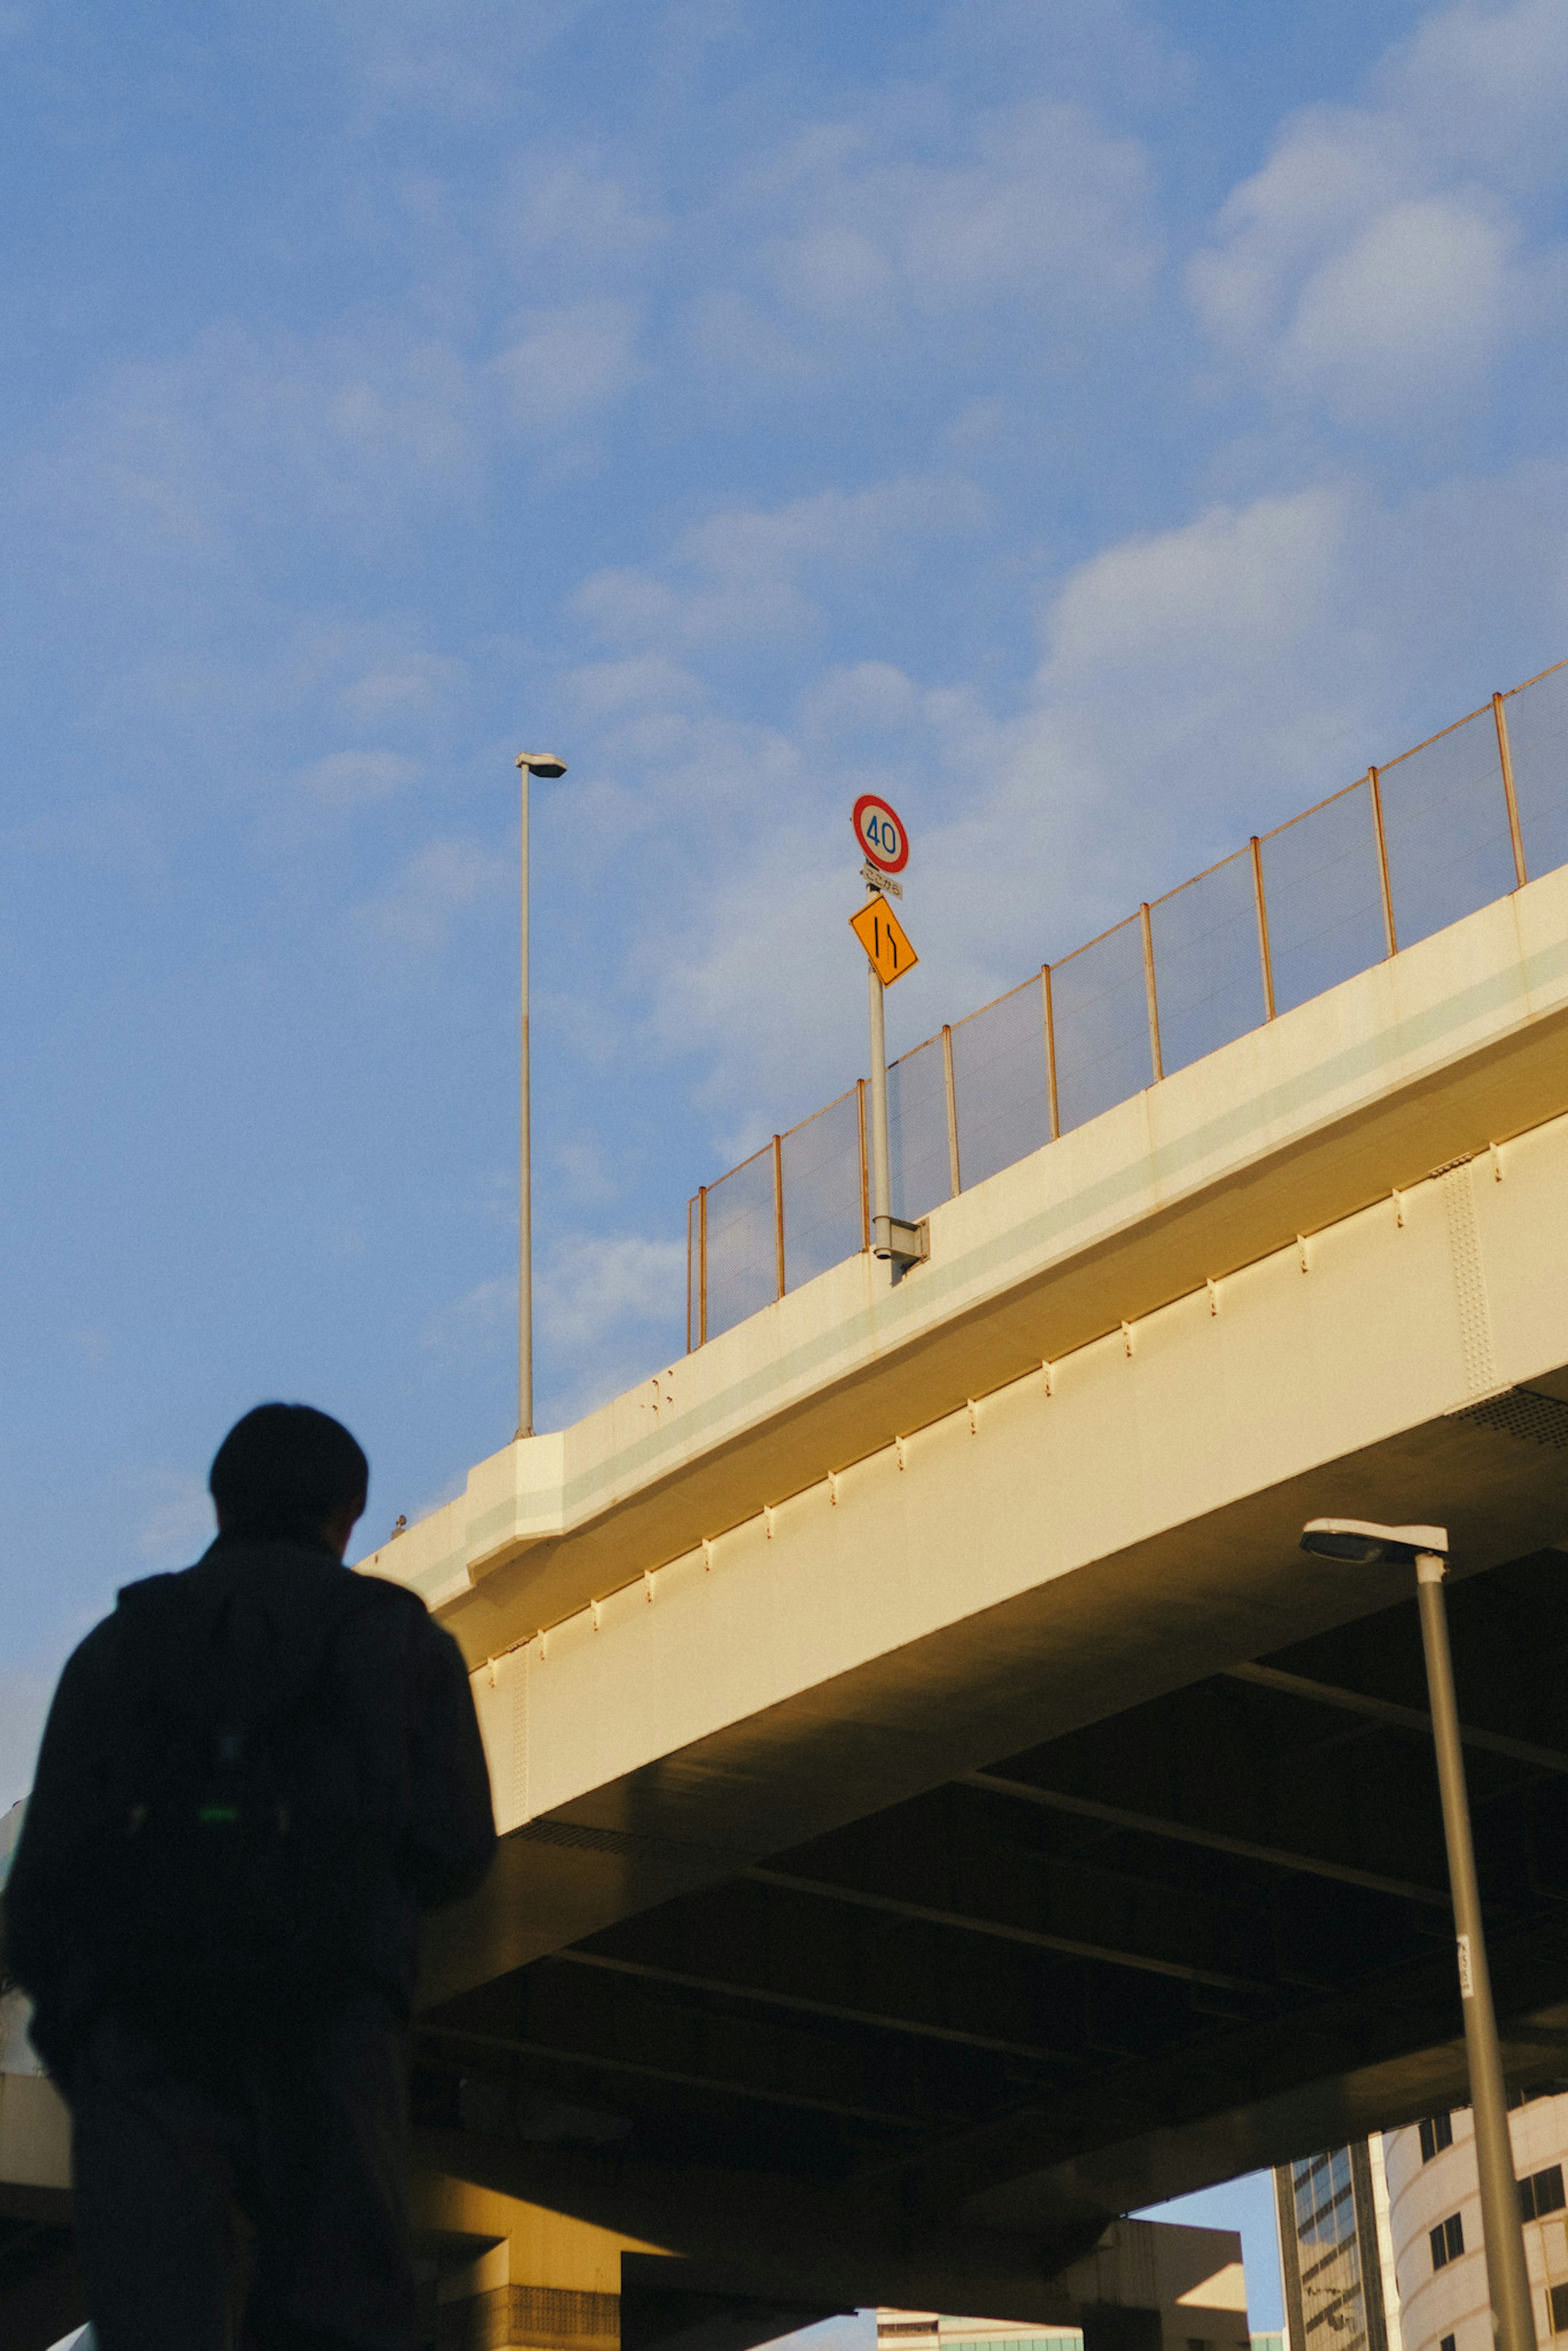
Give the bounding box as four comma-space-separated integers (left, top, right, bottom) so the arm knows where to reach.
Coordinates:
887, 1034, 952, 1221
1149, 849, 1266, 1078
1258, 781, 1385, 1016
1506, 663, 1568, 881
702, 1145, 777, 1341
781, 1086, 864, 1290
1050, 915, 1153, 1135
1378, 705, 1515, 951
687, 1193, 698, 1354
951, 977, 1049, 1190
686, 659, 1568, 1348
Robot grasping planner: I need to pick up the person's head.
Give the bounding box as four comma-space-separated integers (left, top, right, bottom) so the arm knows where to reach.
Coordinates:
209, 1404, 368, 1557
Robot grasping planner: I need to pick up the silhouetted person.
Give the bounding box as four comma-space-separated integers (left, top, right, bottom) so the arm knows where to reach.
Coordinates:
4, 1403, 496, 2351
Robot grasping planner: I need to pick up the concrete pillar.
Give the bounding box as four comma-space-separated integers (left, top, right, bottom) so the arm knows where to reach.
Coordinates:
411, 2172, 657, 2351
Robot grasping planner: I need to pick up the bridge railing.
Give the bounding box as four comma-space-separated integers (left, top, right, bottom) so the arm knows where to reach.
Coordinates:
687, 657, 1568, 1349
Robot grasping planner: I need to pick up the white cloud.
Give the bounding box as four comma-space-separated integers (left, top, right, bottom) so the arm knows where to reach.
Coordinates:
559, 654, 706, 722
497, 159, 668, 291
22, 323, 486, 570
418, 1239, 688, 1430
1281, 197, 1517, 424
633, 468, 1559, 1143
297, 749, 420, 807
1189, 0, 1568, 427
350, 836, 508, 960
1042, 488, 1350, 689
340, 651, 468, 725
537, 1233, 688, 1354
492, 300, 646, 439
754, 94, 1158, 331
333, 0, 595, 122
572, 477, 989, 654
422, 1276, 513, 1363
799, 661, 922, 741
1381, 0, 1568, 192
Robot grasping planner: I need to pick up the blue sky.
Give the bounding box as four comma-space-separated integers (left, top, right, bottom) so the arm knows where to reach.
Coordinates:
9, 0, 1568, 1790
13, 0, 1542, 2294
16, 0, 1568, 1756
4, 0, 1566, 1761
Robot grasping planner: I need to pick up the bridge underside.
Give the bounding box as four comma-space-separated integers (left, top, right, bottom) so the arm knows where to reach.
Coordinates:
414, 1530, 1568, 2315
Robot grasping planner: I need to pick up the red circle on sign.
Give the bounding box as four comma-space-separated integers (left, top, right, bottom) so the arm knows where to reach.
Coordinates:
852, 793, 910, 874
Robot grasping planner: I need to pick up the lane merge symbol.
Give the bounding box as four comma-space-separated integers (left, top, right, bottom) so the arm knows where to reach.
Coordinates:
850, 897, 919, 987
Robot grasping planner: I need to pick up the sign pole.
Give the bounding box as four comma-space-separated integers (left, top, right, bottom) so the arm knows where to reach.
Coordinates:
867, 934, 892, 1261
849, 793, 923, 1272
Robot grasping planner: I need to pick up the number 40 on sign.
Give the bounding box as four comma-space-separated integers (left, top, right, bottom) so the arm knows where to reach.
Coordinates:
850, 897, 918, 986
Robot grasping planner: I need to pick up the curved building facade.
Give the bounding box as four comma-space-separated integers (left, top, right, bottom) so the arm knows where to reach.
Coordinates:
1383, 2096, 1568, 2351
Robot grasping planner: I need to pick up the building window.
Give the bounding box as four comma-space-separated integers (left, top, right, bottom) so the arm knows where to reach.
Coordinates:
1521, 2167, 1566, 2222
1550, 2286, 1568, 2335
1420, 2115, 1454, 2162
1431, 2214, 1465, 2269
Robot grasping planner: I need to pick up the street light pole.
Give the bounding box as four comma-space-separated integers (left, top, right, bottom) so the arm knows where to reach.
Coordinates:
1414, 1549, 1537, 2351
514, 751, 568, 1442
1300, 1519, 1537, 2351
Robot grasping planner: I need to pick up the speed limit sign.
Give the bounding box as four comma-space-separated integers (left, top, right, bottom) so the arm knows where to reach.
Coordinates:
852, 793, 910, 874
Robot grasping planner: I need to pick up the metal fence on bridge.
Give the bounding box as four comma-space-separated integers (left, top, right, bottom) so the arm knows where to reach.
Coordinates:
688, 657, 1568, 1350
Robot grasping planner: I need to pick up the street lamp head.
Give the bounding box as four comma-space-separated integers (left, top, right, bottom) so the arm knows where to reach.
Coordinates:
1300, 1515, 1450, 1565
517, 752, 568, 780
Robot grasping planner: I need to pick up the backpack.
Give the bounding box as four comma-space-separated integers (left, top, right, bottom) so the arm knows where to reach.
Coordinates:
91, 1562, 398, 2023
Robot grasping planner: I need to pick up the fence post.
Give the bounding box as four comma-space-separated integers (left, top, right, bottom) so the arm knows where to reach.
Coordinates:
1140, 903, 1163, 1082
1042, 965, 1060, 1140
1367, 766, 1397, 957
772, 1134, 785, 1301
686, 1198, 694, 1355
941, 1025, 961, 1197
1250, 836, 1276, 1020
856, 1078, 870, 1252
698, 1185, 708, 1346
1494, 693, 1528, 889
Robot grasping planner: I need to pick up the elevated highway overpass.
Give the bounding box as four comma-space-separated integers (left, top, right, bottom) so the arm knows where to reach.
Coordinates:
394, 857, 1568, 2344
11, 845, 1568, 2349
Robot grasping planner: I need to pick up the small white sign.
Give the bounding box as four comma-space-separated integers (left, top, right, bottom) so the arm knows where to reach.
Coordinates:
1457, 1932, 1474, 1998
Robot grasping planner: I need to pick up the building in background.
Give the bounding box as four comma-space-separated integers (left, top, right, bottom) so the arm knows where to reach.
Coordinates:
1275, 2143, 1402, 2351
1277, 2093, 1568, 2351
1383, 2093, 1568, 2351
878, 2215, 1260, 2351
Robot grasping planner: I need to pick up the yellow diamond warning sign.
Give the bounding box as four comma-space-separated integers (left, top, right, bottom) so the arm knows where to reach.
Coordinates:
850, 896, 918, 986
